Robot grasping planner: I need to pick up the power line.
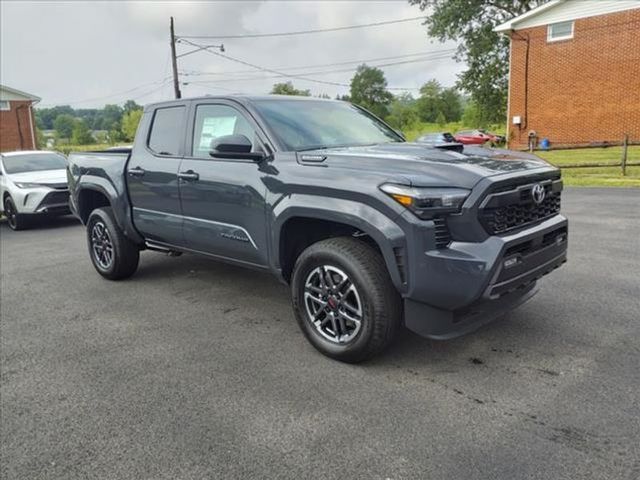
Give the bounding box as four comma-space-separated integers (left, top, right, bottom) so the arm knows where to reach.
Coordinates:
181, 49, 456, 77
179, 38, 421, 90
177, 16, 427, 40
184, 53, 455, 85
38, 77, 172, 108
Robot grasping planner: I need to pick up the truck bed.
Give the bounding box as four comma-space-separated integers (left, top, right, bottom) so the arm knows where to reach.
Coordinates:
67, 150, 142, 242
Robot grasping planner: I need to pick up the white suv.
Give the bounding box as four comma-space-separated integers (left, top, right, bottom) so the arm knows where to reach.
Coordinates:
1, 150, 70, 230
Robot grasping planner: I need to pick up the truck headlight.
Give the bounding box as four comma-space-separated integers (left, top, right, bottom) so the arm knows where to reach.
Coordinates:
14, 182, 43, 189
380, 184, 470, 219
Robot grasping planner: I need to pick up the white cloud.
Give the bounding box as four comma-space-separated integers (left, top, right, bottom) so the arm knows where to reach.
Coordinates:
0, 1, 465, 107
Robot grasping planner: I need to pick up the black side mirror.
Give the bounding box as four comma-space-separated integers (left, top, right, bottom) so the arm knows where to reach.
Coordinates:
209, 134, 265, 161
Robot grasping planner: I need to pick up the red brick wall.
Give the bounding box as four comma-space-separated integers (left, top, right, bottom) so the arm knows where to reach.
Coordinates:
507, 8, 640, 149
0, 100, 37, 152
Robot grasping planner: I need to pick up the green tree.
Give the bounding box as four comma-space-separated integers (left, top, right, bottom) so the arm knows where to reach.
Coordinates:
349, 64, 393, 118
416, 79, 443, 122
415, 79, 463, 123
462, 100, 484, 128
123, 100, 142, 114
436, 111, 447, 127
270, 82, 311, 96
385, 92, 419, 131
35, 127, 46, 149
121, 109, 143, 142
439, 87, 463, 122
71, 119, 95, 145
53, 114, 75, 140
409, 0, 543, 124
102, 104, 124, 131
107, 122, 124, 144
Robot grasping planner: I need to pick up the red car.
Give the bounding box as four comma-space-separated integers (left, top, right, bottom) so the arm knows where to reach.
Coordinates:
454, 129, 505, 145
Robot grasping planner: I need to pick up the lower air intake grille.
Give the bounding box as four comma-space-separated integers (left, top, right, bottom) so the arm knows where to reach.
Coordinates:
434, 218, 451, 248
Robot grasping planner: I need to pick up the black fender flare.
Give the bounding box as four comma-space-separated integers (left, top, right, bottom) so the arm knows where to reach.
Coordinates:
271, 195, 407, 293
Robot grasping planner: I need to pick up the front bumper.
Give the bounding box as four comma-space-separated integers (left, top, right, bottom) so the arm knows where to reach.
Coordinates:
403, 214, 568, 339
11, 187, 70, 215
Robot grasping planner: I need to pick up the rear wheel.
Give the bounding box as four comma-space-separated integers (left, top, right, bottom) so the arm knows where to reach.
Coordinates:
87, 207, 139, 280
3, 196, 28, 231
291, 237, 401, 363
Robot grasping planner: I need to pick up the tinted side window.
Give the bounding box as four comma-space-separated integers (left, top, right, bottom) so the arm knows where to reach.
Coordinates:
148, 106, 185, 155
192, 104, 257, 158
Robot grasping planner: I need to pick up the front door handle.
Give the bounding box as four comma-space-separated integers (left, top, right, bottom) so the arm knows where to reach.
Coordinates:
178, 170, 199, 181
127, 167, 146, 177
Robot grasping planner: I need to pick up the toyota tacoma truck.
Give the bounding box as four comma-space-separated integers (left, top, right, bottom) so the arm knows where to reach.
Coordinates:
67, 96, 567, 362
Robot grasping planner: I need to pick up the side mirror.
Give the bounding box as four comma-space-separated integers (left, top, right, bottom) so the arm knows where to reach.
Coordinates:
209, 134, 265, 161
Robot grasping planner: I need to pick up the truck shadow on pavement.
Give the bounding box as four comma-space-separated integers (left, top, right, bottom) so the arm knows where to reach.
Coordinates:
0, 215, 80, 231
133, 248, 553, 366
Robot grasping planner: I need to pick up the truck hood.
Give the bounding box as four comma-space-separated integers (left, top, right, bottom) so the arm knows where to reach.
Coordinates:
301, 143, 553, 188
8, 169, 68, 187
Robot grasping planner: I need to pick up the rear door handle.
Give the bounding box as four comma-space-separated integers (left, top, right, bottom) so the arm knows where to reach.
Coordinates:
127, 167, 146, 177
178, 170, 199, 181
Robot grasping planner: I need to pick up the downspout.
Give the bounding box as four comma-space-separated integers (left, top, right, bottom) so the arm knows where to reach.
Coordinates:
511, 30, 531, 145
28, 102, 37, 149
505, 34, 513, 147
15, 104, 26, 150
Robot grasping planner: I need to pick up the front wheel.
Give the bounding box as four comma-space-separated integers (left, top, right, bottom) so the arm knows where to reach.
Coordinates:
87, 207, 140, 280
291, 237, 401, 363
3, 196, 28, 231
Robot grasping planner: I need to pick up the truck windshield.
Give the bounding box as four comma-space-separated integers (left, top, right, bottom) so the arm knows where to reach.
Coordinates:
2, 153, 67, 174
251, 99, 404, 151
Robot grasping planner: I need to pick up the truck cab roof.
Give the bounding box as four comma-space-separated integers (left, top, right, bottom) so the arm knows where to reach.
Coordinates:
144, 94, 341, 111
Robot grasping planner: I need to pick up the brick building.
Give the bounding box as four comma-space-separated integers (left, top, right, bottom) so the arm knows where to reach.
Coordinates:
495, 1, 640, 150
0, 85, 41, 152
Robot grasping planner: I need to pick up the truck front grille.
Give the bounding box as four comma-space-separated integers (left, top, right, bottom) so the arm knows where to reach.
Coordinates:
479, 177, 562, 235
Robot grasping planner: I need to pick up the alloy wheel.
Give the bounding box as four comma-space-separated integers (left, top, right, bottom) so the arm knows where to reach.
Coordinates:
5, 199, 17, 230
303, 265, 363, 344
91, 221, 114, 269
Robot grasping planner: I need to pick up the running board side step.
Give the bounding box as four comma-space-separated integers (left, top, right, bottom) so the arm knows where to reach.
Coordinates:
145, 241, 183, 256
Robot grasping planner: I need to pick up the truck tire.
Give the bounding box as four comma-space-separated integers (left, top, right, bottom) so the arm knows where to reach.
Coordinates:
291, 237, 401, 363
4, 196, 29, 231
86, 207, 139, 280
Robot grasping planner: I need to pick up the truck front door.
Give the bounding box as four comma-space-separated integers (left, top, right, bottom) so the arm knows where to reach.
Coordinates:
127, 105, 186, 247
178, 102, 270, 267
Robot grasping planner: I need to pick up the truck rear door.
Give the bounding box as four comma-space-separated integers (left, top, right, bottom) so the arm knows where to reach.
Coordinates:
177, 101, 269, 267
127, 105, 187, 247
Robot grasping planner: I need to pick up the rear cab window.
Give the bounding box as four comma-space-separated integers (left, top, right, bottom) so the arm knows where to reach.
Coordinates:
147, 106, 186, 156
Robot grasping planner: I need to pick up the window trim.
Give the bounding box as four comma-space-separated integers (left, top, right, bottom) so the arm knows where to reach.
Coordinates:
145, 104, 187, 158
184, 100, 272, 162
0, 100, 10, 111
547, 20, 574, 43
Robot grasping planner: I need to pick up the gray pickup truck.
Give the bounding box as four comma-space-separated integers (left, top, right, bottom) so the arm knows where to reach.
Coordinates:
67, 95, 568, 362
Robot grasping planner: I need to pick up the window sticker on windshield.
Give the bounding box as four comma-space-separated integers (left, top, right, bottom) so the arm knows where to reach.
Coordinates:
199, 116, 237, 149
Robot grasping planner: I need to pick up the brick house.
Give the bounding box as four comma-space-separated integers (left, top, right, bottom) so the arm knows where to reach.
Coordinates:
495, 0, 640, 150
0, 84, 41, 152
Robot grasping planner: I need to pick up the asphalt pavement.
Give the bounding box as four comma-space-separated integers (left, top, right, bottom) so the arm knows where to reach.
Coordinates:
1, 187, 639, 480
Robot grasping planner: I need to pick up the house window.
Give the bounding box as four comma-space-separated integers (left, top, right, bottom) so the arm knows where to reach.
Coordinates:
0, 100, 10, 111
547, 21, 574, 42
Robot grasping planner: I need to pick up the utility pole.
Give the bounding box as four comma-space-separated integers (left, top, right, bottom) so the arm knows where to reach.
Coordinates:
170, 16, 181, 99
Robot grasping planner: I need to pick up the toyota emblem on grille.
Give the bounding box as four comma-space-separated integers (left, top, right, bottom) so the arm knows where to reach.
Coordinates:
531, 184, 546, 204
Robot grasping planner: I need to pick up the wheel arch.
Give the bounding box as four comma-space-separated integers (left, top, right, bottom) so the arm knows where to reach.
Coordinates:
273, 199, 407, 293
77, 186, 112, 224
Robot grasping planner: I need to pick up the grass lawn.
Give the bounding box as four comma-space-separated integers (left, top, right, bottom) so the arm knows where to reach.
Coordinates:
536, 146, 640, 187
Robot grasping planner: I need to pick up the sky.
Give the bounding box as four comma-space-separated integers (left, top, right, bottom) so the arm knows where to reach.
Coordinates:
0, 1, 465, 108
